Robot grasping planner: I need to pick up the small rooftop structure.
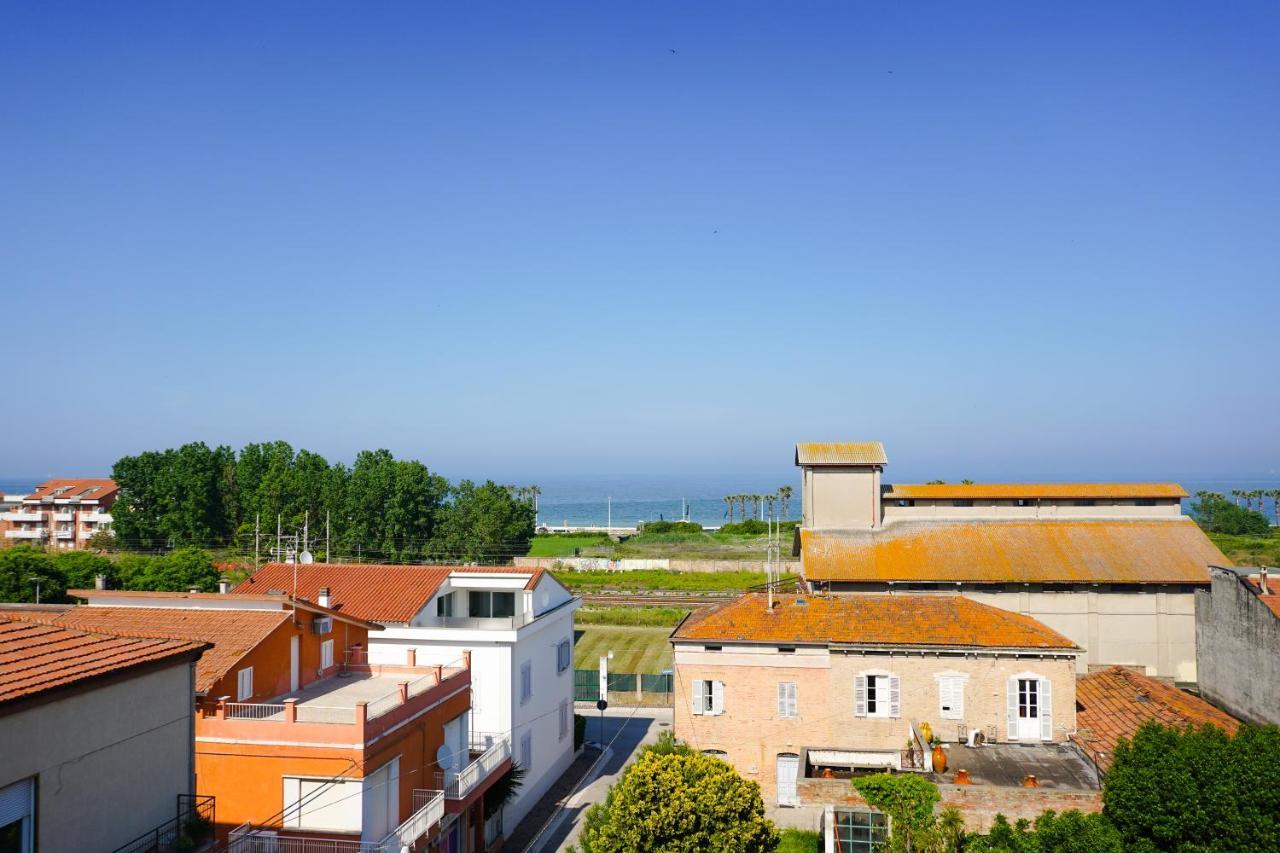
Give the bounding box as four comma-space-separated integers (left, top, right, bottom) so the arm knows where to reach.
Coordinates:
672, 593, 1079, 651
1073, 666, 1241, 771
795, 442, 887, 466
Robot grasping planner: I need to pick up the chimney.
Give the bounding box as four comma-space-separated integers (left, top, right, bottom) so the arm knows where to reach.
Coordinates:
94, 574, 107, 590
1261, 568, 1270, 596
218, 578, 230, 594
318, 587, 331, 609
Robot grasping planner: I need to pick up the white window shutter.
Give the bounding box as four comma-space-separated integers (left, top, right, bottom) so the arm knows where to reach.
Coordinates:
1040, 678, 1053, 741
953, 677, 965, 719
711, 681, 725, 715
854, 675, 867, 717
692, 680, 706, 715
777, 683, 786, 717
1007, 677, 1019, 741
889, 675, 901, 719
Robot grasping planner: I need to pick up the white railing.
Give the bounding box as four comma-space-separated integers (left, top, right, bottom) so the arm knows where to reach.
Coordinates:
229, 830, 385, 853
0, 512, 42, 522
437, 734, 511, 800
381, 789, 445, 851
225, 702, 287, 721
294, 704, 354, 725
55, 529, 75, 539
53, 511, 74, 522
365, 691, 402, 721
4, 530, 47, 539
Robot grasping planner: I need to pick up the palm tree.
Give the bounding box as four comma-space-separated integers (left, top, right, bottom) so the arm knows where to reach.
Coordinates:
778, 485, 793, 520
738, 494, 749, 522
765, 493, 777, 521
1230, 489, 1245, 507
529, 484, 541, 514
723, 495, 734, 524
1268, 489, 1280, 527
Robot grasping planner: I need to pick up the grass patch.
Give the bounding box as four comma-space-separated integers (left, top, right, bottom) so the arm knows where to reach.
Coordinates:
576, 606, 691, 627
574, 625, 673, 674
1209, 532, 1280, 566
778, 829, 822, 853
527, 534, 612, 557
612, 531, 777, 560
554, 568, 792, 593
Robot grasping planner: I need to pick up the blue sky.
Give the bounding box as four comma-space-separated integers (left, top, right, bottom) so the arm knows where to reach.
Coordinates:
2, 2, 1278, 488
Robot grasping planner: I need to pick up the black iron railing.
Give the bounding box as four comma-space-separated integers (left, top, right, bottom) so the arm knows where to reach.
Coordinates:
113, 794, 215, 853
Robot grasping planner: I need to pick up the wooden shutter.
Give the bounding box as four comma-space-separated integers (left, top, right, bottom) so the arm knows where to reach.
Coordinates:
692, 679, 706, 715
711, 680, 725, 715
778, 682, 796, 718
1040, 678, 1053, 741
1007, 677, 1019, 741
889, 675, 901, 719
854, 675, 867, 717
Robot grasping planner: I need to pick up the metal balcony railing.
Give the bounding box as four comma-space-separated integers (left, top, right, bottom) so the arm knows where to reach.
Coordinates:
379, 789, 445, 851
435, 733, 511, 800
227, 828, 385, 852
112, 794, 214, 853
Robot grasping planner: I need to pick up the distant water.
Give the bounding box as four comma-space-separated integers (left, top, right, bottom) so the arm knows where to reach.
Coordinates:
0, 479, 35, 497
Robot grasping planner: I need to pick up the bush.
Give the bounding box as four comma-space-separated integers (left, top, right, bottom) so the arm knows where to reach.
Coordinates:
639, 520, 705, 534
1103, 721, 1280, 851
0, 546, 65, 603
52, 551, 113, 591
966, 810, 1123, 852
1192, 494, 1271, 535
718, 519, 800, 535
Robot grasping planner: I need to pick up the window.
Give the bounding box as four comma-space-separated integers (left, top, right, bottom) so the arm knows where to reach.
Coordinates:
470, 590, 515, 618
1006, 673, 1053, 742
704, 644, 722, 652
320, 640, 334, 671
436, 593, 454, 618
854, 673, 899, 718
936, 674, 966, 720
520, 731, 533, 770
952, 499, 974, 507
777, 646, 796, 654
777, 682, 797, 719
1136, 499, 1156, 507
557, 639, 572, 673
237, 667, 254, 701
0, 778, 34, 853
1015, 499, 1035, 507
691, 679, 725, 715
833, 809, 889, 852
896, 499, 915, 507
1073, 499, 1096, 507
283, 777, 362, 831
520, 661, 533, 704
559, 699, 570, 741
702, 749, 728, 757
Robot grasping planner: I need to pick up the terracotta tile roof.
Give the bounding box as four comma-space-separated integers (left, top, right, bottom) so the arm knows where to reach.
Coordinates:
24, 478, 118, 503
1241, 573, 1280, 618
1, 606, 290, 693
800, 519, 1227, 584
234, 563, 545, 624
671, 593, 1079, 650
0, 616, 206, 708
795, 442, 887, 466
1073, 666, 1241, 771
885, 483, 1189, 500
64, 589, 382, 630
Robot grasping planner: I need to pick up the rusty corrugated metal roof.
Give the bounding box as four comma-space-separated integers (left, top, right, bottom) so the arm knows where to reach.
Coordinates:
795, 442, 887, 466
800, 519, 1227, 584
671, 593, 1078, 650
885, 483, 1188, 500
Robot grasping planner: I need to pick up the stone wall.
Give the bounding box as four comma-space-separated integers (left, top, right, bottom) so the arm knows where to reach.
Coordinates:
1196, 568, 1280, 725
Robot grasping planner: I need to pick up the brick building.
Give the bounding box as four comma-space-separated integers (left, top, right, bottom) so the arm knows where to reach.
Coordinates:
0, 478, 117, 550
671, 592, 1086, 825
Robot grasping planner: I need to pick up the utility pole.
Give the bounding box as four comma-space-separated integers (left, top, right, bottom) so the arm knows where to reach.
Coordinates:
607, 496, 611, 534
326, 510, 330, 563
276, 514, 282, 564
304, 511, 309, 555
254, 513, 260, 567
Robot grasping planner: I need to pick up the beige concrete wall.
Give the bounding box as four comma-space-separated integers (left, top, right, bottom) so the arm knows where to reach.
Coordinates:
673, 645, 1076, 804
881, 499, 1182, 523
513, 556, 802, 574
805, 467, 881, 529
0, 662, 195, 852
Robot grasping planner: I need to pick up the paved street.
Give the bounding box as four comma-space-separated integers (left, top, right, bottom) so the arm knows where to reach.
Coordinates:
526, 704, 672, 853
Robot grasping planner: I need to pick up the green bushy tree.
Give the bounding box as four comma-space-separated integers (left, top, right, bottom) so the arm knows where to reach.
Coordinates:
51, 550, 114, 592
1191, 493, 1271, 535
966, 811, 1122, 852
0, 546, 64, 603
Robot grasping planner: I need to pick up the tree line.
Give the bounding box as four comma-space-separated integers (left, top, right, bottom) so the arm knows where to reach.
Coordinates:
722, 486, 794, 524
110, 441, 536, 563
0, 546, 221, 604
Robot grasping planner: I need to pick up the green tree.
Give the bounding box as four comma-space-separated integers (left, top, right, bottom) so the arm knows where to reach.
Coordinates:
966, 811, 1122, 853
433, 480, 534, 563
1191, 492, 1271, 535
120, 548, 219, 592
573, 749, 779, 852
0, 547, 63, 603
51, 551, 113, 591
111, 443, 236, 548
851, 773, 945, 853
1103, 721, 1280, 851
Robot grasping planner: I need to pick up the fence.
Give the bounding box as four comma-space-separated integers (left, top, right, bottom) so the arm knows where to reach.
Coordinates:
574, 669, 672, 705
112, 794, 215, 853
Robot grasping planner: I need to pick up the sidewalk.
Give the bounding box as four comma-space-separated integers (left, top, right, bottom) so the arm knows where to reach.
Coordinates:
505, 746, 603, 851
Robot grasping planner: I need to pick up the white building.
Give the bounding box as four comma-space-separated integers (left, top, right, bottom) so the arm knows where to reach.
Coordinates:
236, 562, 581, 835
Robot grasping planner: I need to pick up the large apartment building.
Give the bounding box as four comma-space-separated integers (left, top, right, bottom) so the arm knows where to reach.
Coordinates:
236, 562, 581, 838
794, 442, 1229, 681
14, 588, 506, 852
0, 478, 117, 550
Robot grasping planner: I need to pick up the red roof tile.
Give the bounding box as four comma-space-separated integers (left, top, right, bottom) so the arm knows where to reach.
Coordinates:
0, 616, 206, 708
23, 478, 118, 503
2, 606, 290, 693
1073, 666, 1241, 771
671, 593, 1079, 650
235, 563, 545, 624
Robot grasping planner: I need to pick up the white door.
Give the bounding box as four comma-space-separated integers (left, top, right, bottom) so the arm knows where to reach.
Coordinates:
290, 635, 300, 692
1017, 678, 1041, 741
776, 754, 800, 807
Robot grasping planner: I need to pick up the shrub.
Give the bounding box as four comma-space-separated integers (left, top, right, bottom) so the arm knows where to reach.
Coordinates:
718, 519, 800, 535
641, 520, 706, 534
966, 810, 1123, 852
1192, 494, 1271, 535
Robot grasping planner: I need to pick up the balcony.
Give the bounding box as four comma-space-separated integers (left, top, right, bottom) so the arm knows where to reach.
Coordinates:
112, 795, 214, 853
427, 611, 537, 631
434, 733, 512, 804
55, 528, 75, 539
83, 512, 113, 524
4, 529, 47, 540
53, 511, 75, 522
0, 511, 42, 523
200, 653, 470, 745
227, 791, 445, 853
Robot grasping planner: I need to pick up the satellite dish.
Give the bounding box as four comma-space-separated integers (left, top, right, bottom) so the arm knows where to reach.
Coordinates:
299, 551, 314, 564
436, 743, 455, 771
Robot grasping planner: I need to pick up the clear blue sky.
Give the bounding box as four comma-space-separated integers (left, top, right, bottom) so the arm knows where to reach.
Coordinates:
2, 2, 1277, 488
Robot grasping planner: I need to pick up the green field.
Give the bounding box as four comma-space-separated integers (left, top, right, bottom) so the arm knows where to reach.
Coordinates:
529, 530, 784, 561
526, 534, 612, 557
778, 830, 822, 853
1209, 532, 1280, 566
574, 624, 674, 674
576, 606, 691, 627
554, 568, 790, 593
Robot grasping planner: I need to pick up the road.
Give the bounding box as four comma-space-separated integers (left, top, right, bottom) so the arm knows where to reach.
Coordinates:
528, 704, 673, 853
